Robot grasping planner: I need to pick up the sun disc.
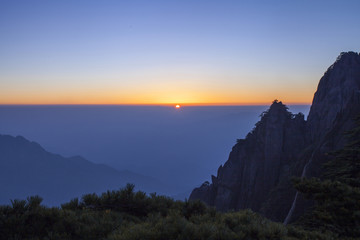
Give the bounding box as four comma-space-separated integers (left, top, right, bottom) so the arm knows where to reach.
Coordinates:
175, 104, 180, 108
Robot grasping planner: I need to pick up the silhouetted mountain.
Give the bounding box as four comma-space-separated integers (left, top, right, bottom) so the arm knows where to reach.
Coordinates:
0, 134, 174, 205
190, 51, 360, 222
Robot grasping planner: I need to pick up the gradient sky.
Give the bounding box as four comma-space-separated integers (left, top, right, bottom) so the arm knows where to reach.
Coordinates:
1, 0, 359, 105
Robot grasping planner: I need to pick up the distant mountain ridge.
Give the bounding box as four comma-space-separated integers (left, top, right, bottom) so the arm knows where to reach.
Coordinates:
0, 134, 174, 205
190, 51, 360, 222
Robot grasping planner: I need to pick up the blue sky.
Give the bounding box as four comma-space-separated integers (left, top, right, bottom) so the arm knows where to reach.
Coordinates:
1, 0, 359, 104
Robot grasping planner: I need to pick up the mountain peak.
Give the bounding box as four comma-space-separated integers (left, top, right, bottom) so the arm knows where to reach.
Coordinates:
308, 51, 360, 142
268, 99, 288, 113
326, 51, 360, 72
335, 51, 360, 63
259, 99, 292, 121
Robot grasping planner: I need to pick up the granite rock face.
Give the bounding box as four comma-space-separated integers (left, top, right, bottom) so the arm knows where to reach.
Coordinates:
308, 51, 360, 144
190, 51, 360, 222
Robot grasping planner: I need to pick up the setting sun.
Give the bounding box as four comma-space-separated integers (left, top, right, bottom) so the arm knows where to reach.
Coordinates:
175, 104, 181, 108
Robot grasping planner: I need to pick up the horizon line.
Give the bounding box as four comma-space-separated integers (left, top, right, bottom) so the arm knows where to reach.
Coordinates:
0, 102, 312, 106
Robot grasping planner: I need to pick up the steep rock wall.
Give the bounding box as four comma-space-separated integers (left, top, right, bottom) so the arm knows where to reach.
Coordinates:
190, 51, 360, 222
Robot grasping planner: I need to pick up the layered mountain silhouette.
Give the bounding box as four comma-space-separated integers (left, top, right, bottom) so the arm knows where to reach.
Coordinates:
0, 134, 174, 205
190, 51, 360, 223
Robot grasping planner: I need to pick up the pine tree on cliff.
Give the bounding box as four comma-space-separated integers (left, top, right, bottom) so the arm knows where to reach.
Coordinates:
323, 115, 360, 187
294, 116, 360, 237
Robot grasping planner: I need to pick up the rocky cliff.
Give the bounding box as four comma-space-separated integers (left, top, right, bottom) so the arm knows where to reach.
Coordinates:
190, 51, 360, 222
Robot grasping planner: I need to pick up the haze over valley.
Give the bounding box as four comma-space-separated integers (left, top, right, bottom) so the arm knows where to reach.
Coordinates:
0, 104, 310, 204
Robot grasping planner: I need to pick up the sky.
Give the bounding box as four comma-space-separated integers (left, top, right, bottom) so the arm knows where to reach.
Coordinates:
1, 0, 359, 105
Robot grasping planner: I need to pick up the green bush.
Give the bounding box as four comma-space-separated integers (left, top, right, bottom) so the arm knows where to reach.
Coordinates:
0, 184, 336, 240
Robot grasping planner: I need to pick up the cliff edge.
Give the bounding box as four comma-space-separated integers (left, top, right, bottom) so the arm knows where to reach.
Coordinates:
190, 51, 360, 222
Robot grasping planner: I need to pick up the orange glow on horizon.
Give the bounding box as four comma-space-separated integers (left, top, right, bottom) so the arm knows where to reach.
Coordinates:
0, 94, 312, 106
0, 101, 312, 106
0, 86, 313, 106
0, 74, 316, 106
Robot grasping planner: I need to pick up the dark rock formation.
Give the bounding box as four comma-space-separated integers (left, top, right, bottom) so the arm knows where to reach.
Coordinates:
308, 51, 360, 144
190, 51, 360, 222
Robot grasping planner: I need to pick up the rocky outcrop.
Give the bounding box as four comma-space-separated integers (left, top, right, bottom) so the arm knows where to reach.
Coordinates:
290, 52, 360, 183
190, 51, 360, 222
308, 51, 360, 144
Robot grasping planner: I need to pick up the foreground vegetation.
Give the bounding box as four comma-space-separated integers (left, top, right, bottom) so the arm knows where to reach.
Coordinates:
293, 116, 360, 239
1, 183, 333, 240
